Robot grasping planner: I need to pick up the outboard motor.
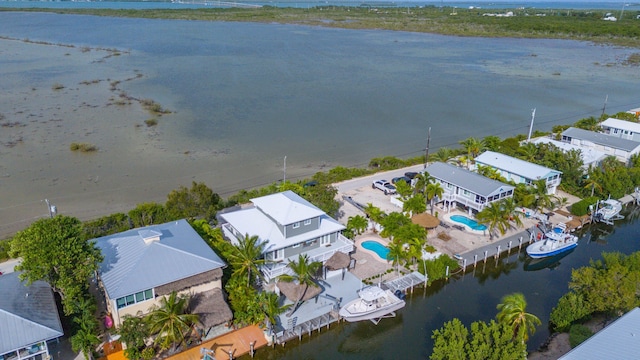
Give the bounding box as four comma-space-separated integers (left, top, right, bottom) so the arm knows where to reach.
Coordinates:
394, 289, 406, 300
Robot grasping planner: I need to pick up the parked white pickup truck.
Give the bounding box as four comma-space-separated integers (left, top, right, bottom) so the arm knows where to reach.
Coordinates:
372, 180, 397, 195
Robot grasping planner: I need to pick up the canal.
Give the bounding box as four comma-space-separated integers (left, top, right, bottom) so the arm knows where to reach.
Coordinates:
250, 206, 640, 359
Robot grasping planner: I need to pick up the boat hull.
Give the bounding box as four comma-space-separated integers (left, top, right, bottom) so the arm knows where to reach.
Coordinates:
339, 299, 406, 322
527, 242, 577, 258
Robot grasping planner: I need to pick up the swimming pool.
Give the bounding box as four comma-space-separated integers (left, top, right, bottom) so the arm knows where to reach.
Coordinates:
361, 240, 390, 260
450, 215, 488, 231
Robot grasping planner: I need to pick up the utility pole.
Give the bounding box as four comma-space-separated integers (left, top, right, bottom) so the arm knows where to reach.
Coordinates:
424, 127, 431, 169
526, 108, 536, 142
283, 156, 287, 183
601, 94, 608, 117
44, 199, 56, 218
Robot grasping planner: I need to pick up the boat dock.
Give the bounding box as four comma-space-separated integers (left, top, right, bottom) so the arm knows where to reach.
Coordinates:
382, 271, 427, 294
455, 227, 540, 270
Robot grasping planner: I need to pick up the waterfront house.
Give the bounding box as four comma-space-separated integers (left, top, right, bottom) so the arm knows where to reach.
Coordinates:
0, 272, 63, 360
424, 162, 515, 213
94, 219, 232, 330
559, 307, 640, 359
531, 137, 606, 169
599, 118, 640, 142
219, 190, 354, 283
474, 151, 562, 195
561, 127, 640, 165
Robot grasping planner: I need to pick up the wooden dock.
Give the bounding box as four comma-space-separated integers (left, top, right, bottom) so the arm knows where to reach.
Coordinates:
167, 325, 268, 360
382, 271, 427, 294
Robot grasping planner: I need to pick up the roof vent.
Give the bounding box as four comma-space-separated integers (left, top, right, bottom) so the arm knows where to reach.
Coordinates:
139, 229, 162, 244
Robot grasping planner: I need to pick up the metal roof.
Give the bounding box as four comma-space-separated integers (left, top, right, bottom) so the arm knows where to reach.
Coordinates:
562, 127, 640, 152
220, 206, 345, 252
251, 190, 326, 226
425, 162, 514, 197
95, 219, 226, 300
560, 307, 640, 360
532, 138, 606, 166
0, 272, 63, 355
600, 118, 640, 134
475, 151, 561, 180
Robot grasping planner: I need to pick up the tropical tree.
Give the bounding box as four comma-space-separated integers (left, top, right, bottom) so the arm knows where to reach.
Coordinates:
517, 142, 538, 162
477, 164, 506, 182
128, 202, 170, 228
476, 201, 510, 240
258, 291, 291, 336
364, 203, 384, 230
528, 179, 556, 214
346, 215, 368, 236
379, 212, 411, 240
459, 137, 484, 168
279, 254, 322, 315
431, 147, 454, 163
407, 237, 426, 268
402, 193, 427, 217
496, 293, 541, 343
70, 318, 101, 360
386, 240, 407, 275
412, 172, 430, 195
147, 291, 199, 352
394, 180, 413, 200
226, 233, 268, 287
501, 198, 523, 230
165, 181, 222, 222
482, 135, 503, 152
583, 166, 603, 197
425, 182, 444, 215
9, 215, 103, 315
118, 313, 152, 360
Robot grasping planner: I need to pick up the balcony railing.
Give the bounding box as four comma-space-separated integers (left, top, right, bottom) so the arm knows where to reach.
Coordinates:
261, 234, 354, 282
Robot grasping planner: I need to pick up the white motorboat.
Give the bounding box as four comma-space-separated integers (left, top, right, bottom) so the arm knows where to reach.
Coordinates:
526, 223, 578, 259
593, 198, 624, 225
339, 285, 405, 324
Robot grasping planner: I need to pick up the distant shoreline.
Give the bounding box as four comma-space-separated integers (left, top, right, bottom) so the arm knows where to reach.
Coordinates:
1, 6, 639, 47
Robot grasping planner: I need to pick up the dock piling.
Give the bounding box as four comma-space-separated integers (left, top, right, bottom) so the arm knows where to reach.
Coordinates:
519, 236, 523, 249
473, 254, 478, 268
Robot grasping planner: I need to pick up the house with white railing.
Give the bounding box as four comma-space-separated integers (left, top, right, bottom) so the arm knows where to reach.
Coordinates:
474, 151, 562, 195
600, 118, 640, 142
219, 190, 354, 283
425, 162, 515, 213
561, 127, 640, 165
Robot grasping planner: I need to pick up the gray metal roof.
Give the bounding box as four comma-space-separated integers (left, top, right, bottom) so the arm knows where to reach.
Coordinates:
562, 127, 640, 152
475, 151, 561, 180
251, 190, 325, 226
0, 272, 63, 355
425, 162, 514, 197
95, 219, 226, 300
560, 307, 640, 360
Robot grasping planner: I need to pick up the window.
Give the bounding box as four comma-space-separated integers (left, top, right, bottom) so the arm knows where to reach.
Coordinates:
304, 219, 312, 226
292, 222, 300, 229
117, 289, 154, 309
321, 234, 331, 246
274, 248, 284, 260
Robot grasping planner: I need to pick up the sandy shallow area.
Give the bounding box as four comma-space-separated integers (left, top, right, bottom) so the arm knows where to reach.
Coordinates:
0, 38, 319, 239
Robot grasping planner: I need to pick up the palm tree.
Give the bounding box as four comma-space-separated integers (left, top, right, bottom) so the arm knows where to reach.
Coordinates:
402, 193, 426, 217
386, 240, 407, 275
496, 293, 541, 342
430, 147, 454, 163
476, 201, 509, 240
517, 142, 538, 162
413, 172, 430, 195
147, 291, 199, 352
227, 233, 268, 287
258, 291, 290, 336
279, 254, 322, 315
501, 198, 523, 230
531, 179, 555, 214
425, 182, 444, 215
70, 315, 101, 360
407, 237, 426, 268
583, 166, 603, 197
346, 215, 368, 236
459, 137, 484, 169
364, 203, 384, 230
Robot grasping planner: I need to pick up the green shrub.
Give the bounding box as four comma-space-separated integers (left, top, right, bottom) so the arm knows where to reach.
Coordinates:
422, 255, 459, 285
0, 239, 11, 261
570, 196, 599, 216
144, 118, 158, 127
569, 324, 593, 348
70, 142, 98, 152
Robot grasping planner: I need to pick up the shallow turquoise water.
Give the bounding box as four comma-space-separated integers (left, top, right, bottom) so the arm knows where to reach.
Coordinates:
361, 240, 390, 260
450, 214, 488, 231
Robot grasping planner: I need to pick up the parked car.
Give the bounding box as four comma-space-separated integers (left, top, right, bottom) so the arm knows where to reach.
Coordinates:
372, 180, 397, 195
392, 176, 411, 185
404, 171, 419, 179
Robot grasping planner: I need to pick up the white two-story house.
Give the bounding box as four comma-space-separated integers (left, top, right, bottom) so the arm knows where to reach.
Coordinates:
425, 162, 515, 213
474, 151, 562, 195
219, 190, 354, 283
600, 118, 640, 142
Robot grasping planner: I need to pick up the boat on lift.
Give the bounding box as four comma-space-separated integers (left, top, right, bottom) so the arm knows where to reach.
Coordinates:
339, 285, 405, 324
526, 223, 578, 259
593, 198, 624, 225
